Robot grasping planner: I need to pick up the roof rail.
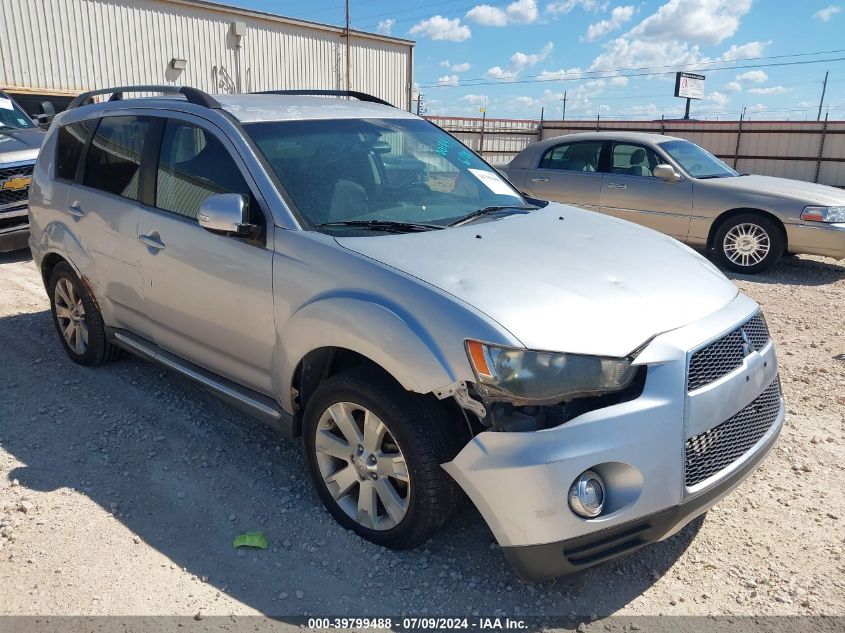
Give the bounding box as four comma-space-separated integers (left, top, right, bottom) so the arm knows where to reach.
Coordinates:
67, 85, 221, 110
254, 89, 393, 108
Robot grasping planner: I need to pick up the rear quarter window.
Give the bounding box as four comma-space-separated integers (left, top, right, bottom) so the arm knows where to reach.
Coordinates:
55, 120, 94, 181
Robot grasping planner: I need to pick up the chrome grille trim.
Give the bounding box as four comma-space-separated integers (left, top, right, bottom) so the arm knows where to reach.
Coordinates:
684, 378, 781, 488
687, 312, 770, 392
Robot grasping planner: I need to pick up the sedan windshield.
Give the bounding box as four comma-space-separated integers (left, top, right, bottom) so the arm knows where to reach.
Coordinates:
0, 93, 36, 130
658, 139, 737, 179
244, 118, 525, 233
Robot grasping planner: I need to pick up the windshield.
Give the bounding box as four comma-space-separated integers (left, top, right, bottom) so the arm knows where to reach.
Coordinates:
244, 118, 525, 233
658, 139, 737, 179
0, 93, 36, 130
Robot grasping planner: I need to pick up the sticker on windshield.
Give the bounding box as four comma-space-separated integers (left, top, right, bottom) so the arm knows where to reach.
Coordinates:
0, 98, 14, 110
468, 168, 519, 197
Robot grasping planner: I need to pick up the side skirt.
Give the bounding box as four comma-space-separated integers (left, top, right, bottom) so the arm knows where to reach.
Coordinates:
108, 328, 295, 438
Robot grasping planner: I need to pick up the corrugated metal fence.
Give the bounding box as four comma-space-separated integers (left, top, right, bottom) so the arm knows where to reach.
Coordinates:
428, 116, 845, 187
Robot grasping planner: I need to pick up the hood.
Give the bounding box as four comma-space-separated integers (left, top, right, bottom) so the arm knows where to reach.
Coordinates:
336, 204, 738, 357
702, 174, 845, 206
0, 128, 44, 164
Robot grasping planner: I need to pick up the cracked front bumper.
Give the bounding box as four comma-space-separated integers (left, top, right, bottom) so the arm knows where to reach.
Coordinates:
442, 293, 784, 580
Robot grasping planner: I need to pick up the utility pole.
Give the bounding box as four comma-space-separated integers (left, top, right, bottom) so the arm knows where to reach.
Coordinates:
415, 92, 424, 116
344, 0, 351, 92
817, 71, 829, 121
561, 90, 567, 121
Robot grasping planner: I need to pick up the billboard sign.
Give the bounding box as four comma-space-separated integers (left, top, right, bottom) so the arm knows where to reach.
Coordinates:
674, 72, 705, 100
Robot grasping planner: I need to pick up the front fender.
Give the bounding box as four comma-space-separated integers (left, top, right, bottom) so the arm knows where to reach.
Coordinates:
275, 292, 460, 413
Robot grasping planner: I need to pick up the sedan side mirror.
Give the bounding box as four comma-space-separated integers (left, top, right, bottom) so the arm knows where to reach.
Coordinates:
653, 164, 681, 182
197, 193, 256, 237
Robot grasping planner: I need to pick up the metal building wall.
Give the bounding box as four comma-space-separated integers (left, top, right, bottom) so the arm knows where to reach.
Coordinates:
0, 0, 413, 109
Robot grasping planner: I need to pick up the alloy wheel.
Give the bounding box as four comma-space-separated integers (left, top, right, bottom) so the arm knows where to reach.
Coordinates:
54, 277, 88, 355
722, 222, 771, 268
313, 401, 410, 530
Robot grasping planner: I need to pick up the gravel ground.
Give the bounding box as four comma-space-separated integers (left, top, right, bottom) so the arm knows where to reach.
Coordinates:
0, 249, 843, 622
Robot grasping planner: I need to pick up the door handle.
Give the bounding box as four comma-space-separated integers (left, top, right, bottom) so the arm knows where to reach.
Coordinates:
66, 202, 84, 217
607, 183, 629, 190
139, 232, 166, 251
530, 177, 550, 182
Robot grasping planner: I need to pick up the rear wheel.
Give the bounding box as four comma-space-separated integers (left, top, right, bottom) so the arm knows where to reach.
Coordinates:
48, 262, 123, 366
713, 213, 784, 274
302, 368, 462, 549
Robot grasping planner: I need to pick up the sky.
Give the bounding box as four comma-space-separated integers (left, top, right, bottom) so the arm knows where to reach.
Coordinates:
225, 0, 845, 120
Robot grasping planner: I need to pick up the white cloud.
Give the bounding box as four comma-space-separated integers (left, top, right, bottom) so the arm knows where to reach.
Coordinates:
507, 95, 542, 111
466, 0, 538, 26
376, 19, 395, 35
737, 70, 767, 83
590, 37, 704, 72
437, 74, 460, 86
409, 15, 471, 41
585, 5, 635, 41
452, 62, 471, 72
538, 67, 583, 81
485, 42, 553, 79
748, 85, 788, 95
814, 5, 842, 21
725, 81, 742, 92
720, 40, 769, 61
705, 90, 729, 108
460, 94, 489, 105
610, 75, 629, 86
547, 0, 608, 15
629, 0, 752, 45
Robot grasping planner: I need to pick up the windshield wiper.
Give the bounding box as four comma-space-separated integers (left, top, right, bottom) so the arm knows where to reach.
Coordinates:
314, 220, 444, 233
448, 205, 538, 227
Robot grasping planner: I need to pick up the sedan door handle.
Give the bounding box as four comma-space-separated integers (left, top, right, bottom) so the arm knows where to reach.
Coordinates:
66, 202, 84, 218
530, 177, 550, 182
607, 183, 628, 190
139, 232, 166, 251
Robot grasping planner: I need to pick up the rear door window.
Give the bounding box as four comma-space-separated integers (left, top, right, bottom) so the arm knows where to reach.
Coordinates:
55, 120, 95, 181
539, 141, 603, 172
155, 120, 253, 221
82, 115, 151, 200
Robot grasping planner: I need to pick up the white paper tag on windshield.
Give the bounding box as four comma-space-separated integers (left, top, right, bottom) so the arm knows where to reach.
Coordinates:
0, 98, 14, 110
468, 168, 519, 197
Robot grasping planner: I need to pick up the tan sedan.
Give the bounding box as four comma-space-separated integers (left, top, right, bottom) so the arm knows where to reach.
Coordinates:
503, 132, 845, 273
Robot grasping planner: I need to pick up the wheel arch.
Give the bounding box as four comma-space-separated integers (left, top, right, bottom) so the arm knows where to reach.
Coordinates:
706, 208, 788, 254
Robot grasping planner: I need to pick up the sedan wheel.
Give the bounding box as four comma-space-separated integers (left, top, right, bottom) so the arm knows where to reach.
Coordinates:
713, 213, 784, 274
314, 402, 410, 530
722, 222, 770, 268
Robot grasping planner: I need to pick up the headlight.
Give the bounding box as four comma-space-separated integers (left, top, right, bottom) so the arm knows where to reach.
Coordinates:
466, 340, 638, 405
801, 206, 845, 223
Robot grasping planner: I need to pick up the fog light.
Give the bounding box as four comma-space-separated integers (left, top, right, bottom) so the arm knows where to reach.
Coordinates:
569, 470, 605, 518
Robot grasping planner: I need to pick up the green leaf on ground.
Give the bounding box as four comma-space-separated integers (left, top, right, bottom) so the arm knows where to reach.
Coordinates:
232, 531, 269, 549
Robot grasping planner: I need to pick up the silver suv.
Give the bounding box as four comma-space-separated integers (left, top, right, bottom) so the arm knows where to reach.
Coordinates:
28, 85, 783, 581
0, 89, 45, 253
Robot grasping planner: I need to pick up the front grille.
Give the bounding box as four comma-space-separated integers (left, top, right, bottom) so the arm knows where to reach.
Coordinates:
685, 378, 781, 487
687, 313, 770, 391
0, 163, 34, 208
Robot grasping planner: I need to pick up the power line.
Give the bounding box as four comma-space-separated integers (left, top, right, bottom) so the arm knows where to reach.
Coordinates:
421, 54, 845, 89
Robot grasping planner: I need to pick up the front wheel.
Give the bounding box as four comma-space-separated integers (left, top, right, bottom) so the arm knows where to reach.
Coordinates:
302, 368, 462, 549
713, 213, 784, 274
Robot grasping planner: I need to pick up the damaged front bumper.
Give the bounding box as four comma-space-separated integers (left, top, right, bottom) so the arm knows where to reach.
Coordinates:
442, 293, 784, 581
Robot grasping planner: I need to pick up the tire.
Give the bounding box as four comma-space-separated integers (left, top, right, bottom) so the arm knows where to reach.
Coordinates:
48, 261, 123, 366
302, 367, 464, 549
712, 213, 784, 274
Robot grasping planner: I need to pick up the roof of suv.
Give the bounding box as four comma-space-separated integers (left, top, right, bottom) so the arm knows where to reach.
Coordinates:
216, 94, 416, 123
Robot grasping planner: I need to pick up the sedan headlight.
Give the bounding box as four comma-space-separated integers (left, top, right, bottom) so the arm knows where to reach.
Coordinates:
801, 206, 845, 223
466, 340, 638, 405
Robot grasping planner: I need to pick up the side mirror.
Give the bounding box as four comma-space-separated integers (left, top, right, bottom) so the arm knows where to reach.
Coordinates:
653, 164, 681, 182
36, 101, 56, 128
197, 193, 255, 236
